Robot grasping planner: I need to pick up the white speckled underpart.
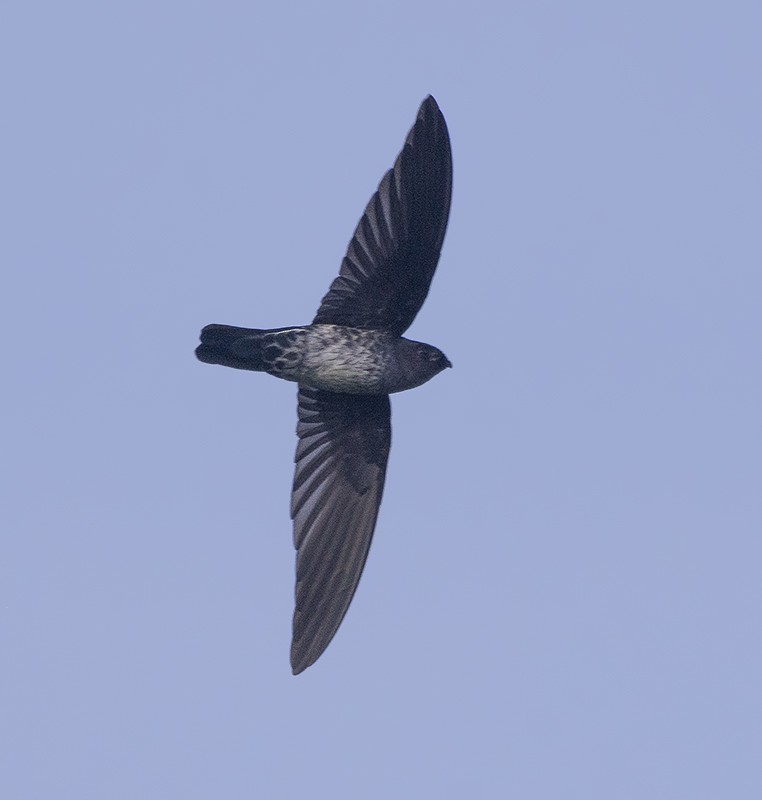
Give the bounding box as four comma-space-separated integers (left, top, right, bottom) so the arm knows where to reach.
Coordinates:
262, 324, 392, 393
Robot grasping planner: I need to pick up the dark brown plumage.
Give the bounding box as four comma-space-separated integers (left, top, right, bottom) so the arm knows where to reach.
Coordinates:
196, 96, 453, 673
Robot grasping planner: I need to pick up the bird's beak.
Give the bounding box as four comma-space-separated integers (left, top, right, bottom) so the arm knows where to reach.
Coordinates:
445, 358, 453, 368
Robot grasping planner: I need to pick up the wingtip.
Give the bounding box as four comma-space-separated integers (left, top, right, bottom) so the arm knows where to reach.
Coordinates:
290, 632, 317, 675
290, 650, 313, 676
419, 94, 442, 115
407, 95, 450, 153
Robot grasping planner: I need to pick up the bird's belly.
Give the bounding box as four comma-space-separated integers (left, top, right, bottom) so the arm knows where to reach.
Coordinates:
300, 357, 384, 394
299, 327, 388, 394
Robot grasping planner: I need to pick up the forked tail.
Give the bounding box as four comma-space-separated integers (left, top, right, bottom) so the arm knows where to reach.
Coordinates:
195, 324, 266, 371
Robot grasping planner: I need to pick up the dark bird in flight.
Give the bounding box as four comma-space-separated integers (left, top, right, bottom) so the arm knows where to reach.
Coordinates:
196, 96, 453, 674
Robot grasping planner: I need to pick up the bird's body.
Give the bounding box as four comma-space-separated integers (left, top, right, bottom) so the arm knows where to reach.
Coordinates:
197, 323, 450, 394
196, 95, 453, 673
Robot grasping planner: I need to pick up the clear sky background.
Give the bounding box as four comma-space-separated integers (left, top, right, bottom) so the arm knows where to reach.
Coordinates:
2, 2, 760, 797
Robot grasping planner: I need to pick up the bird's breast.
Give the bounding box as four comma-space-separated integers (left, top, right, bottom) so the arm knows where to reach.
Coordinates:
298, 325, 391, 394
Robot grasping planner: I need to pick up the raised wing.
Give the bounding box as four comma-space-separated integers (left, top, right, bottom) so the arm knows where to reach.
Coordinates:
290, 387, 392, 674
313, 95, 452, 336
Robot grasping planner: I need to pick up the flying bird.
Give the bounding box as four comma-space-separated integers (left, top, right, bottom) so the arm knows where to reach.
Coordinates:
196, 96, 453, 673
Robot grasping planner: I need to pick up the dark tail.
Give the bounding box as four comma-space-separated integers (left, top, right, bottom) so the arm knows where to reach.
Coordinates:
195, 324, 266, 371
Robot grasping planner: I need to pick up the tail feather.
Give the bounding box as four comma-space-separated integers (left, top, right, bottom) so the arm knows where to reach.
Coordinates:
195, 324, 266, 371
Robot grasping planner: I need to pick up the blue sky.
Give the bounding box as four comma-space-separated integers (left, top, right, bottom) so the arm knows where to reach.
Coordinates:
2, 2, 761, 797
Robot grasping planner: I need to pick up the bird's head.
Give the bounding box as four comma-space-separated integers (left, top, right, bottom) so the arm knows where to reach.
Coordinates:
389, 338, 451, 392
414, 342, 452, 371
